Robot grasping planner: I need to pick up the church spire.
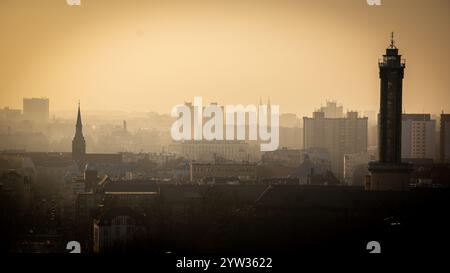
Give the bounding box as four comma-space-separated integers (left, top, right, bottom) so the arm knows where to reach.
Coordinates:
75, 100, 83, 137
72, 101, 86, 162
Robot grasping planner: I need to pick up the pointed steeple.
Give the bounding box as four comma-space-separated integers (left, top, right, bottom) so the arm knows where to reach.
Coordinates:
72, 101, 86, 162
74, 100, 84, 138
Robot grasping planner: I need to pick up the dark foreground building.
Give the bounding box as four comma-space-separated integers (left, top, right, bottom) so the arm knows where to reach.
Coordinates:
198, 185, 450, 255
71, 174, 450, 255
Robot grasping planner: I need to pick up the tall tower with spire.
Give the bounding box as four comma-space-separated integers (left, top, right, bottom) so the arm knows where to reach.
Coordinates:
72, 102, 86, 162
368, 33, 412, 191
378, 32, 404, 163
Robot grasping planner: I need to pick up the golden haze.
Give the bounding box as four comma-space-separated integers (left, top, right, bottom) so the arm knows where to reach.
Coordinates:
0, 0, 449, 116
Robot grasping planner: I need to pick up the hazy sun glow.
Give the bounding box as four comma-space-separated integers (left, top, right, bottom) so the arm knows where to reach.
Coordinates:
0, 0, 449, 116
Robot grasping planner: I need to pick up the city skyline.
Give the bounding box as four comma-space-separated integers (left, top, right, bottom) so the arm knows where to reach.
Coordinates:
1, 1, 449, 259
1, 96, 447, 120
0, 0, 449, 116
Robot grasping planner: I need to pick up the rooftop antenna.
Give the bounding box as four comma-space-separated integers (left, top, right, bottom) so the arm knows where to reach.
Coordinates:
390, 32, 396, 49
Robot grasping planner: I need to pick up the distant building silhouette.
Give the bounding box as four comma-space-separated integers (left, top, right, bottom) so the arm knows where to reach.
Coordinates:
177, 140, 254, 163
303, 111, 368, 178
23, 97, 49, 122
363, 110, 378, 148
318, 100, 344, 118
189, 161, 257, 183
344, 152, 372, 185
0, 107, 22, 121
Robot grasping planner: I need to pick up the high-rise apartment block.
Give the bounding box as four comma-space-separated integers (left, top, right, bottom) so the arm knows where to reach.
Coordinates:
401, 114, 436, 160
303, 111, 367, 178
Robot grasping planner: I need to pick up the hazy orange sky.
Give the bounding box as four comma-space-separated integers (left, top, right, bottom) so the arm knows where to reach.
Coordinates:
0, 0, 449, 117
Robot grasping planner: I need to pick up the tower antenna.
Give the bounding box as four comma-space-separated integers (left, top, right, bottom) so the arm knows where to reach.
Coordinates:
390, 32, 396, 49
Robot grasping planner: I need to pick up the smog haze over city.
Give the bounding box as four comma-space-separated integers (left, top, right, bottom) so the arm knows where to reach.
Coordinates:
0, 0, 449, 269
0, 0, 449, 116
